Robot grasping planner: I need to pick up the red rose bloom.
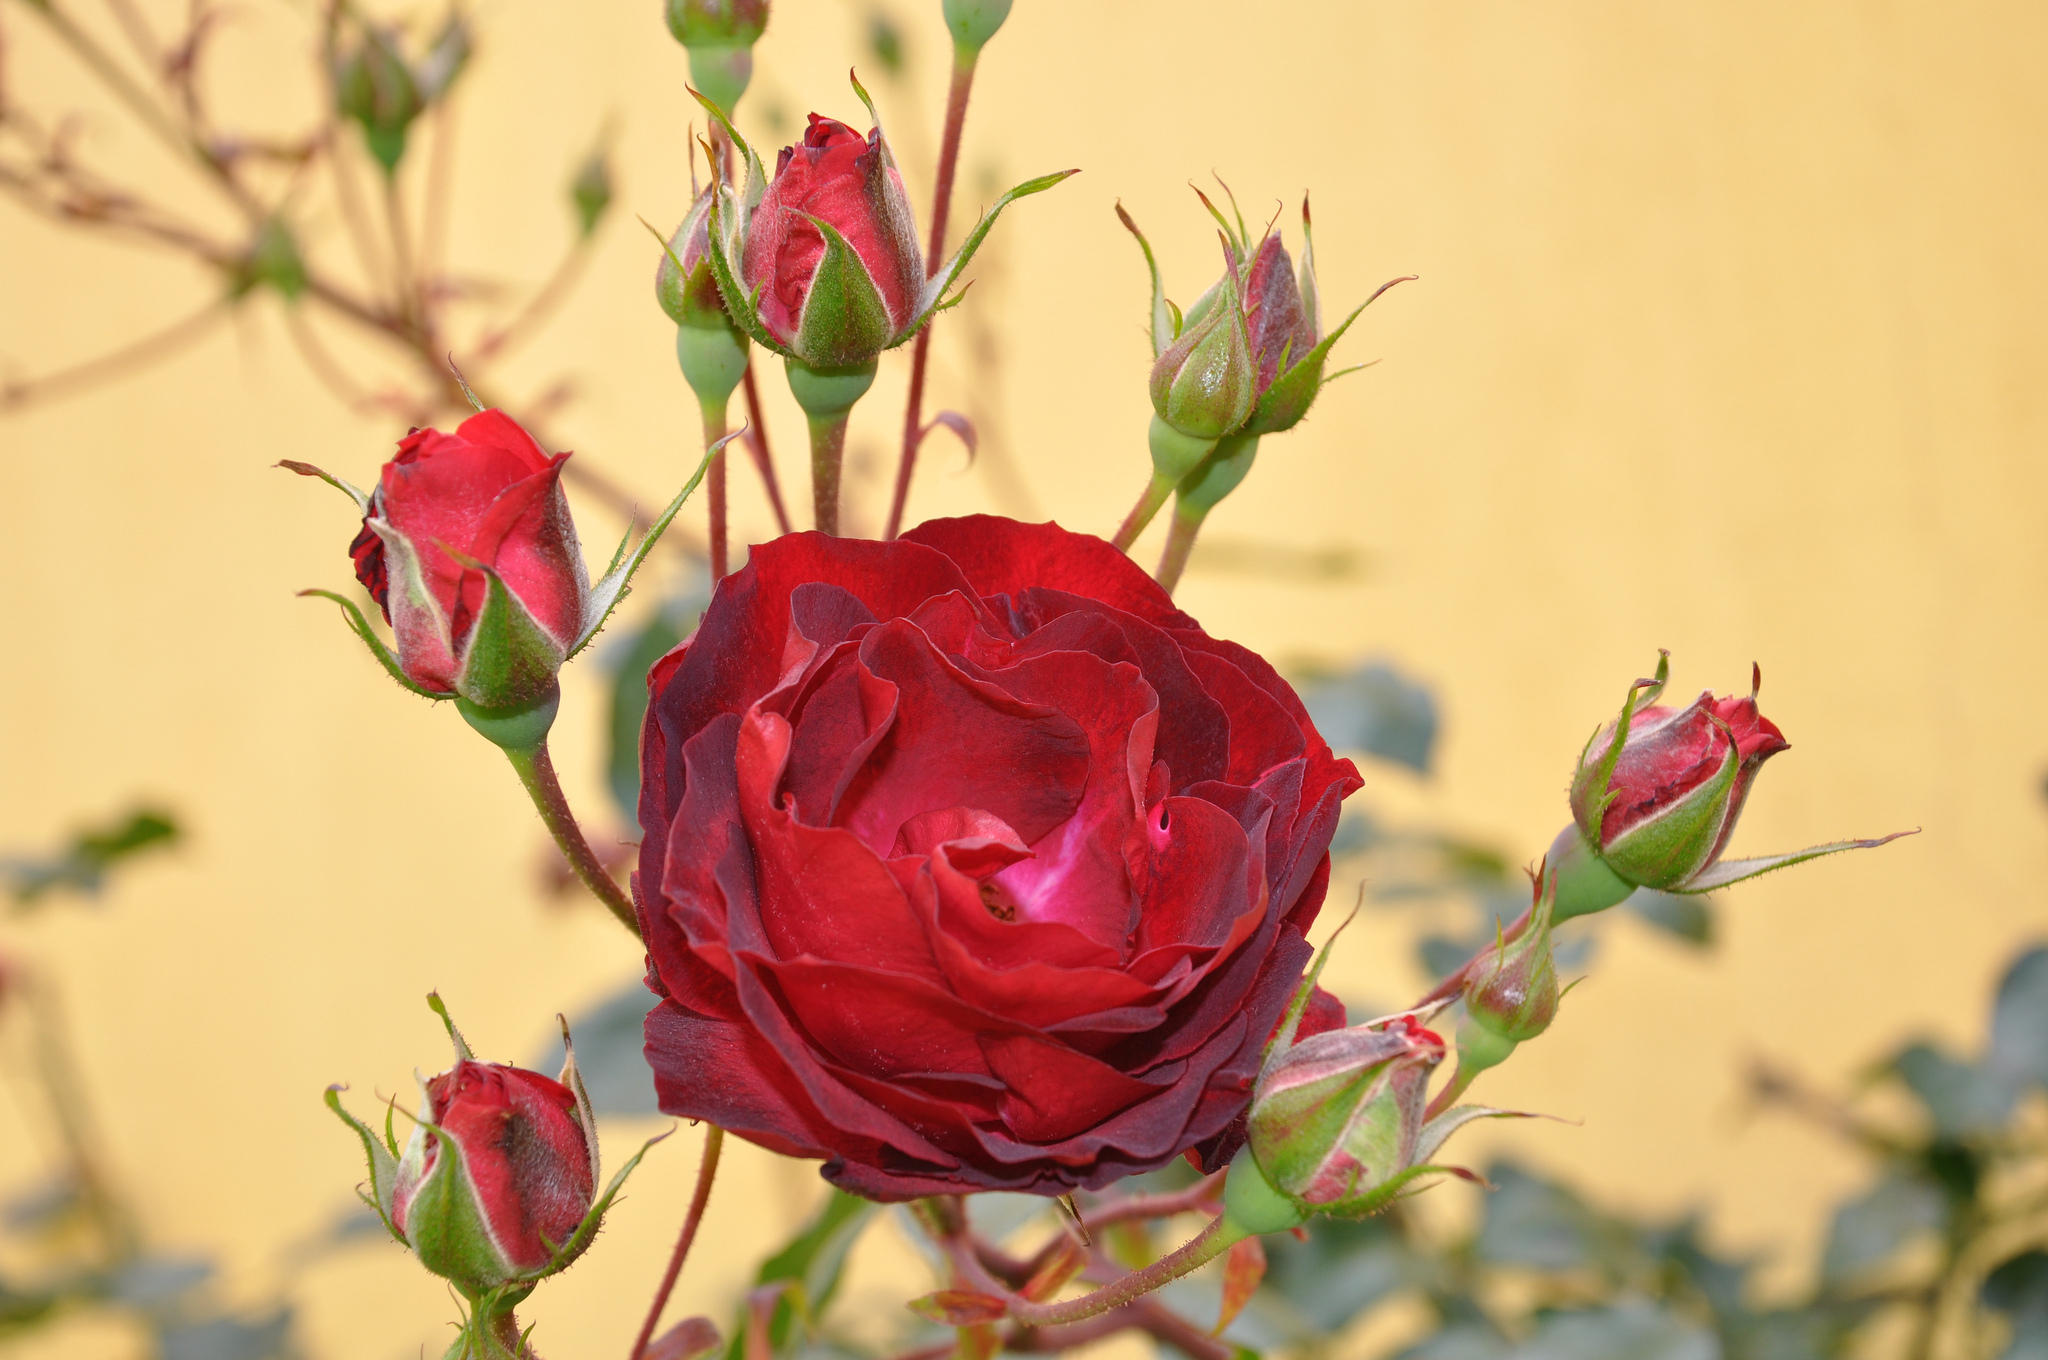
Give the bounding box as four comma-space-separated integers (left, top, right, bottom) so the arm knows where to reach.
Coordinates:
635, 517, 1362, 1198
740, 114, 921, 356
348, 409, 586, 702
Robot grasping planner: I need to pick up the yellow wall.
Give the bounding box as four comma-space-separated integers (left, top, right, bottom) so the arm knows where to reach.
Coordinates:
2, 1, 2044, 1354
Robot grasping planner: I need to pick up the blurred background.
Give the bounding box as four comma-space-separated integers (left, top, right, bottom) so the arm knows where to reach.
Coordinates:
1, 1, 2044, 1357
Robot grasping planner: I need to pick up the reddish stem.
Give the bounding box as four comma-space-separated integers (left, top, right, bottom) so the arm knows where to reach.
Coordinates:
505, 742, 639, 937
628, 1124, 726, 1360
702, 398, 730, 583
740, 359, 793, 535
885, 49, 980, 541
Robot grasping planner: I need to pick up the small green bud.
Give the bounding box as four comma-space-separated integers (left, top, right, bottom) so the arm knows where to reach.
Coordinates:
569, 141, 613, 239
1460, 875, 1560, 1046
943, 0, 1013, 54
1147, 262, 1253, 442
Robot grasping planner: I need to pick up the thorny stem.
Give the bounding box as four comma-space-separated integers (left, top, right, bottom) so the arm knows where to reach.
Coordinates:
1111, 474, 1175, 553
629, 1125, 726, 1360
1003, 1215, 1232, 1328
485, 1305, 538, 1359
702, 396, 731, 583
885, 47, 979, 541
739, 359, 793, 535
808, 411, 850, 536
1010, 1172, 1225, 1282
504, 742, 640, 937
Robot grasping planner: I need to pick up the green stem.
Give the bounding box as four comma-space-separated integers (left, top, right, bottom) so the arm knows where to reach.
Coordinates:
807, 411, 849, 536
504, 742, 639, 937
1003, 1215, 1233, 1328
702, 395, 730, 583
1154, 501, 1204, 596
1111, 473, 1174, 553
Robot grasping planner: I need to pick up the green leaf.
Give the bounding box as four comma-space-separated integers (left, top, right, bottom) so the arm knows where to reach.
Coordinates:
1820, 1171, 1945, 1288
1296, 661, 1438, 774
727, 1190, 877, 1360
3, 806, 178, 908
573, 432, 732, 658
790, 212, 896, 367
1988, 946, 2048, 1090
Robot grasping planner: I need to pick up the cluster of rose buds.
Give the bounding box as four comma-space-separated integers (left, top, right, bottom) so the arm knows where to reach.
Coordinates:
1221, 654, 1910, 1231
1109, 188, 1415, 588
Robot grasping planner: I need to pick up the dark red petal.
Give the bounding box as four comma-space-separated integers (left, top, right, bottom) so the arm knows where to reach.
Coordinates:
902, 517, 1193, 629
348, 517, 390, 620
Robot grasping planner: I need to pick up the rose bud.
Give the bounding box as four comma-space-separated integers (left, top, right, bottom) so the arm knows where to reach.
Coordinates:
291, 409, 707, 748
327, 997, 659, 1301
1559, 652, 1913, 915
1146, 244, 1255, 481
637, 517, 1364, 1197
658, 185, 750, 407
1461, 872, 1560, 1049
688, 77, 1072, 376
666, 0, 769, 115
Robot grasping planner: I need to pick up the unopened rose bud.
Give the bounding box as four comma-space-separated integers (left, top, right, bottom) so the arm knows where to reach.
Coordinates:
742, 113, 922, 369
334, 27, 422, 174
394, 1054, 597, 1294
342, 410, 587, 734
658, 186, 751, 406
1246, 1011, 1444, 1215
1461, 873, 1560, 1047
1149, 251, 1254, 448
1558, 653, 1914, 914
328, 997, 659, 1305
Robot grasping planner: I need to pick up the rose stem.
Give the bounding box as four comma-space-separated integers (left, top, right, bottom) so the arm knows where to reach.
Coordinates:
739, 361, 793, 535
1110, 473, 1175, 553
1008, 1172, 1225, 1282
1002, 1215, 1232, 1328
809, 411, 850, 535
487, 1306, 539, 1359
702, 395, 730, 583
1153, 501, 1204, 596
884, 44, 980, 541
1424, 1063, 1481, 1122
629, 1124, 726, 1360
503, 742, 640, 937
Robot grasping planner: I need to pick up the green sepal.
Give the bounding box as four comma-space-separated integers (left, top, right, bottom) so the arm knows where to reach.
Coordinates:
556, 1014, 602, 1187
324, 1085, 405, 1243
572, 430, 732, 658
680, 95, 789, 361
297, 589, 449, 700
403, 1115, 520, 1294
1116, 202, 1172, 361
1576, 650, 1671, 846
791, 212, 897, 367
1263, 912, 1341, 1068
426, 991, 477, 1062
1242, 274, 1412, 436
1413, 1105, 1533, 1169
1192, 184, 1247, 261
1600, 722, 1742, 888
1671, 829, 1918, 894
1298, 196, 1321, 339
442, 552, 566, 711
279, 459, 372, 514
907, 169, 1078, 337
529, 1127, 671, 1281
846, 70, 901, 178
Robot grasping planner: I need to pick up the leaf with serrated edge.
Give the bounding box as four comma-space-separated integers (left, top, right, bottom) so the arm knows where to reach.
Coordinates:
298, 589, 449, 700
910, 170, 1078, 335
574, 431, 733, 657
324, 1086, 405, 1241
280, 460, 372, 514
1673, 831, 1917, 893
426, 991, 477, 1061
